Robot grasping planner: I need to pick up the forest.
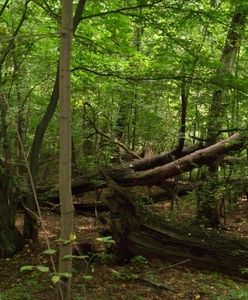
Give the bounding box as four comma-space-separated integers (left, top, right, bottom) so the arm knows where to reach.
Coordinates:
0, 0, 248, 299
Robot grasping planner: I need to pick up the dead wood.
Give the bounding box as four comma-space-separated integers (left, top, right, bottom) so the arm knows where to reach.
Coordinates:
104, 176, 248, 279
29, 132, 247, 205
69, 132, 247, 192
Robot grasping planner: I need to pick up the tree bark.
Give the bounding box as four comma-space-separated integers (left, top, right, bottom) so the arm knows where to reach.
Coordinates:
0, 201, 23, 258
0, 84, 22, 259
58, 0, 74, 299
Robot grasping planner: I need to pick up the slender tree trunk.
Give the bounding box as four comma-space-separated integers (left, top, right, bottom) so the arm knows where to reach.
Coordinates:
23, 0, 87, 240
58, 0, 74, 299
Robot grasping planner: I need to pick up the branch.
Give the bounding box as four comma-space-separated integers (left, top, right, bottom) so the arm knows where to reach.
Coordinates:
31, 0, 59, 21
124, 133, 247, 186
0, 0, 30, 67
0, 0, 9, 17
84, 102, 141, 159
81, 0, 163, 20
72, 66, 248, 93
73, 0, 87, 33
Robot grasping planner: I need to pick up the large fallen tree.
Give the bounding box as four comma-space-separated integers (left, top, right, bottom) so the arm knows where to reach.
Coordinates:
29, 132, 247, 210
47, 132, 247, 196
104, 176, 248, 279
34, 132, 248, 277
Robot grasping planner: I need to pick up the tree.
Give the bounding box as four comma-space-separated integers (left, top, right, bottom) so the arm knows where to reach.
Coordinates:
0, 0, 248, 266
57, 0, 74, 299
23, 0, 87, 240
0, 0, 30, 258
197, 4, 247, 226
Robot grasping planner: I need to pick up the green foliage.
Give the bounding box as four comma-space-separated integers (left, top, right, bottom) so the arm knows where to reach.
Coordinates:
0, 0, 247, 182
97, 252, 115, 264
51, 272, 72, 284
0, 274, 42, 300
0, 286, 32, 300
96, 236, 116, 264
20, 265, 49, 273
131, 255, 148, 265
63, 254, 89, 260
1, 3, 248, 298
82, 275, 93, 281
96, 236, 115, 245
137, 195, 153, 205
219, 288, 248, 300
42, 249, 57, 255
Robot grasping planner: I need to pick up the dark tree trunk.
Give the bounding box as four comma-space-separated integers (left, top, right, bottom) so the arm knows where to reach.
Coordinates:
0, 176, 23, 258
105, 178, 248, 279
0, 91, 23, 257
0, 202, 23, 258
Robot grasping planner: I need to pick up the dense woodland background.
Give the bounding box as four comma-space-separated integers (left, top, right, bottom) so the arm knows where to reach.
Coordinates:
1, 0, 248, 299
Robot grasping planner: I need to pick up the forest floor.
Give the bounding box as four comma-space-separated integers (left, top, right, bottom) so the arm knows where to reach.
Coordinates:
1, 194, 248, 300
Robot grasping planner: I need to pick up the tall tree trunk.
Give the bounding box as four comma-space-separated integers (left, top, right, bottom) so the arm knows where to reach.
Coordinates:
197, 5, 247, 226
57, 0, 74, 299
23, 0, 87, 240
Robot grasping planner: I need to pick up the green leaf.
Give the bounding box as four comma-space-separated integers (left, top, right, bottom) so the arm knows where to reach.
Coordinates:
20, 265, 35, 272
51, 272, 72, 283
96, 236, 115, 244
36, 265, 49, 273
55, 238, 71, 245
42, 249, 57, 255
51, 275, 61, 284
62, 254, 74, 261
59, 272, 72, 279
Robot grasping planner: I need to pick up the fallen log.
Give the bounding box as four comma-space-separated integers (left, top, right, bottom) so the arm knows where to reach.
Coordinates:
43, 181, 199, 215
104, 175, 248, 279
69, 132, 248, 192
29, 132, 247, 204
127, 144, 201, 171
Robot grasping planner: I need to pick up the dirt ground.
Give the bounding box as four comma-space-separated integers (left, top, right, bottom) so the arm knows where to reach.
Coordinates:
1, 196, 248, 300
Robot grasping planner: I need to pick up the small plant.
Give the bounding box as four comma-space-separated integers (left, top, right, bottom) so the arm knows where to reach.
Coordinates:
240, 267, 248, 274
110, 269, 139, 281
96, 235, 116, 264
98, 252, 115, 264
0, 275, 43, 300
219, 288, 248, 300
131, 255, 148, 265
137, 195, 153, 205
96, 236, 115, 245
